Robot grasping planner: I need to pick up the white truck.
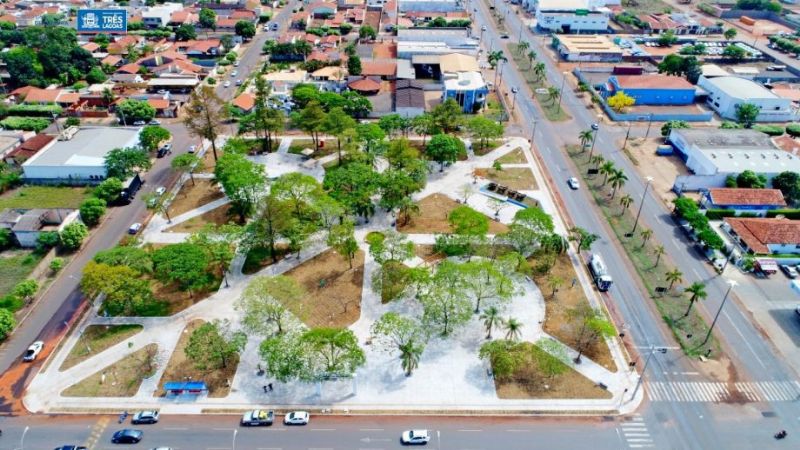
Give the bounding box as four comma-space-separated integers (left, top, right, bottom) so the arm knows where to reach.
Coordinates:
241, 410, 274, 426
588, 254, 613, 291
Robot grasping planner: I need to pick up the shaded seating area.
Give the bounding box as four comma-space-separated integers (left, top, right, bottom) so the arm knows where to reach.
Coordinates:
485, 183, 527, 202
164, 381, 208, 397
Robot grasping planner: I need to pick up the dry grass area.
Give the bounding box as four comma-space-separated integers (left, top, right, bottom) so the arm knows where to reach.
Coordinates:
625, 137, 689, 205
152, 278, 219, 315
398, 193, 509, 235
495, 148, 527, 164
494, 343, 612, 400
414, 244, 444, 264
62, 344, 159, 397
60, 325, 143, 371
156, 320, 237, 398
474, 167, 538, 191
533, 253, 616, 372
168, 179, 224, 217
472, 140, 502, 156
166, 203, 234, 233
199, 148, 221, 173
285, 249, 364, 328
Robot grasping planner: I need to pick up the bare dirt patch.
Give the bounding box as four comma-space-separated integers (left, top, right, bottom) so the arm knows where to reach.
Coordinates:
152, 278, 219, 315
168, 179, 224, 217
624, 137, 689, 205
533, 253, 617, 372
199, 148, 221, 173
398, 193, 509, 235
166, 203, 234, 233
285, 249, 364, 328
60, 325, 143, 371
62, 344, 159, 397
156, 320, 238, 398
474, 167, 538, 191
495, 148, 527, 164
414, 244, 445, 264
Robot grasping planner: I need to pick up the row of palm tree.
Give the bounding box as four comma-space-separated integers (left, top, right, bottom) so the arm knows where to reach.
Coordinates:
480, 307, 523, 340
516, 41, 545, 81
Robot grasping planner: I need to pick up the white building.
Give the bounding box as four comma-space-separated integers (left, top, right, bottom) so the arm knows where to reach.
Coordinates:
398, 0, 462, 12
535, 0, 609, 33
142, 3, 184, 28
397, 28, 479, 57
697, 76, 797, 123
22, 127, 142, 184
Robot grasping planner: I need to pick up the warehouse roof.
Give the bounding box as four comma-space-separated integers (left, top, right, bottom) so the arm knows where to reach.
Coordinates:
703, 76, 778, 99
614, 74, 694, 89
23, 127, 141, 168
557, 35, 622, 54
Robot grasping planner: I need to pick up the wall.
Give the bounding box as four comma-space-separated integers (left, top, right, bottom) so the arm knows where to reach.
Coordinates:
535, 11, 609, 32
673, 173, 730, 192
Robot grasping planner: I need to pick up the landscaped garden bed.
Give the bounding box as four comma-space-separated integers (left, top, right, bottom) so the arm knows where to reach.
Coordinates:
62, 344, 159, 397
61, 325, 143, 371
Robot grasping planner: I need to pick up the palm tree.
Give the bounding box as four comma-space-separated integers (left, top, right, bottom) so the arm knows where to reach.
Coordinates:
640, 228, 653, 248
599, 161, 616, 185
579, 129, 594, 150
619, 194, 634, 215
527, 50, 537, 69
683, 281, 707, 318
533, 62, 546, 81
517, 40, 530, 56
654, 245, 666, 267
547, 86, 560, 105
480, 306, 503, 339
504, 318, 523, 341
589, 154, 604, 169
608, 169, 628, 199
547, 275, 564, 299
666, 269, 683, 290
399, 341, 424, 376
487, 50, 505, 69
397, 197, 420, 227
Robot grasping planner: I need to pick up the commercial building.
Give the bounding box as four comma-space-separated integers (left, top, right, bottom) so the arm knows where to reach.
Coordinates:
142, 3, 184, 28
443, 71, 487, 112
398, 0, 462, 12
670, 129, 800, 191
535, 0, 609, 33
601, 74, 695, 105
555, 34, 622, 62
697, 76, 797, 123
722, 217, 800, 256
395, 79, 426, 117
701, 188, 786, 216
22, 127, 142, 184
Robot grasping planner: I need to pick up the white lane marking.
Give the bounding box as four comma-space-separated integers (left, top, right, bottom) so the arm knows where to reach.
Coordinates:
458, 429, 483, 432
722, 310, 767, 369
359, 428, 384, 431
164, 427, 189, 430
310, 428, 335, 431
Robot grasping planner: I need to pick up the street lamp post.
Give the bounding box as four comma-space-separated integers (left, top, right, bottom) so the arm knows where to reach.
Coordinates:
629, 347, 665, 401
588, 122, 600, 160
493, 58, 504, 91
644, 113, 654, 139
480, 25, 487, 42
232, 429, 238, 450
702, 281, 736, 346
631, 176, 654, 234
511, 87, 519, 112
557, 71, 568, 111
530, 118, 538, 143
622, 121, 633, 150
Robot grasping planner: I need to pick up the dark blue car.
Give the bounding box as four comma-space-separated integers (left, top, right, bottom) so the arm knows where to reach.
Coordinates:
111, 429, 143, 444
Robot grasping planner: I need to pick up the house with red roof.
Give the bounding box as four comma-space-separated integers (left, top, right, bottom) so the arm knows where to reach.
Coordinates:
723, 217, 800, 256
147, 98, 179, 118
4, 134, 55, 166
231, 93, 256, 113
702, 188, 787, 216
348, 77, 381, 95
361, 61, 396, 80
116, 63, 142, 75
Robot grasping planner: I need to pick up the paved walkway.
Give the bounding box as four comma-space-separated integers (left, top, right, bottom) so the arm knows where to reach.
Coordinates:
25, 137, 641, 415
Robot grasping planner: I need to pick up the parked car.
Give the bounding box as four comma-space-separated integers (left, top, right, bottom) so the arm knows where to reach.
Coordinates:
111, 429, 143, 444
132, 411, 159, 424
23, 341, 44, 362
500, 34, 510, 39
148, 119, 161, 126
54, 446, 88, 450
780, 264, 799, 279
224, 80, 231, 88
401, 429, 431, 445
284, 411, 310, 425
155, 186, 166, 197
236, 79, 243, 86
128, 223, 142, 235
234, 61, 240, 67
591, 123, 600, 131
271, 22, 279, 31
132, 120, 147, 126
156, 147, 169, 158
241, 409, 274, 426
188, 145, 197, 154
567, 177, 580, 190
231, 70, 238, 77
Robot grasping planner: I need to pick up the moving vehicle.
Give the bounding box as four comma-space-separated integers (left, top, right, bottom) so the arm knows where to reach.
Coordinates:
781, 264, 798, 279
241, 409, 274, 426
23, 341, 44, 362
156, 147, 169, 158
155, 186, 166, 197
284, 411, 310, 425
591, 122, 600, 131
132, 120, 147, 126
148, 119, 161, 126
231, 70, 238, 77
119, 174, 144, 205
111, 429, 143, 444
236, 79, 243, 86
234, 61, 240, 67
401, 429, 431, 445
188, 145, 197, 154
271, 22, 279, 31
54, 446, 88, 450
131, 411, 159, 424
588, 254, 613, 291
128, 223, 142, 235
567, 177, 580, 190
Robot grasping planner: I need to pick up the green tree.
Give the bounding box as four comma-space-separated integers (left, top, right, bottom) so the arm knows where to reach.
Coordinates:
183, 85, 229, 161
640, 228, 653, 247
175, 23, 197, 41
36, 231, 60, 251
185, 320, 246, 370
235, 20, 256, 39
302, 327, 366, 378
480, 306, 503, 339
322, 107, 356, 165
368, 229, 413, 264
323, 163, 379, 219
11, 279, 38, 303
2, 47, 41, 88
94, 246, 153, 273
666, 269, 683, 290
92, 177, 123, 204
152, 243, 211, 292
291, 100, 327, 152
246, 193, 293, 263
419, 260, 472, 336
85, 66, 107, 84
654, 244, 666, 267
607, 91, 635, 112
199, 8, 217, 30
683, 281, 707, 318
370, 312, 427, 369
619, 193, 634, 215
171, 153, 201, 186
579, 129, 594, 149
238, 275, 304, 336
569, 305, 615, 363
569, 226, 598, 251
399, 340, 424, 376
736, 169, 767, 188
504, 317, 523, 341
546, 86, 560, 105
59, 222, 88, 250
657, 30, 677, 47
724, 28, 737, 40
49, 257, 64, 274
0, 308, 17, 341
327, 220, 359, 268
411, 113, 439, 146
608, 169, 628, 199
426, 133, 464, 171
478, 340, 523, 380
138, 126, 171, 152
723, 44, 746, 60
661, 120, 690, 137
448, 205, 489, 236
466, 116, 504, 151
359, 24, 376, 41
772, 171, 800, 206
347, 54, 362, 75
105, 147, 152, 180
460, 260, 515, 313
116, 99, 155, 125
79, 197, 107, 227
430, 98, 463, 134
271, 172, 323, 219
378, 168, 424, 212
735, 103, 759, 128
214, 152, 265, 222
506, 206, 555, 256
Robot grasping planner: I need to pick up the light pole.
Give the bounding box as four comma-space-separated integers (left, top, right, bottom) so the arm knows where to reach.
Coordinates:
480, 25, 487, 42
588, 120, 600, 160
629, 346, 666, 401
622, 121, 633, 150
232, 429, 238, 450
529, 119, 538, 143
631, 176, 654, 235
702, 280, 736, 346
15, 425, 30, 450
510, 86, 519, 112
497, 59, 506, 89
557, 71, 568, 111
493, 58, 504, 91
644, 113, 653, 139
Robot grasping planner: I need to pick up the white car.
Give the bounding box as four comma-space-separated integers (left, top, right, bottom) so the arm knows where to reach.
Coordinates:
224, 80, 231, 88
188, 145, 197, 154
401, 429, 431, 445
284, 411, 310, 425
231, 70, 238, 77
23, 341, 44, 362
567, 177, 580, 190
234, 61, 240, 67
155, 186, 166, 196
128, 223, 142, 235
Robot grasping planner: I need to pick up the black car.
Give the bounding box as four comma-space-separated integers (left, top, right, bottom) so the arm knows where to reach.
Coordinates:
156, 147, 168, 158
54, 447, 88, 450
111, 429, 143, 444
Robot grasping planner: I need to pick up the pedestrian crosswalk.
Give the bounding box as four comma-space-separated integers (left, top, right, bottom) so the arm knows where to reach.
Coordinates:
620, 414, 654, 448
646, 381, 800, 402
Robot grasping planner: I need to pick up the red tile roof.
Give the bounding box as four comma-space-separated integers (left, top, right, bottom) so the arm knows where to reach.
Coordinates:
8, 133, 54, 161
147, 98, 170, 109
231, 93, 255, 112
708, 188, 786, 207
361, 61, 396, 77
725, 217, 800, 253
230, 9, 257, 19
216, 18, 238, 28
101, 55, 122, 66
23, 88, 61, 103
82, 42, 100, 52
615, 74, 694, 90
117, 63, 141, 74
348, 77, 381, 92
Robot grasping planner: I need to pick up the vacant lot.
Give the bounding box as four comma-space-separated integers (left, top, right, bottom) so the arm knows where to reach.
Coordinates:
167, 179, 224, 217
474, 167, 538, 191
167, 203, 233, 233
0, 250, 43, 304
495, 148, 527, 164
62, 344, 159, 397
285, 249, 364, 328
61, 325, 144, 371
0, 186, 89, 209
157, 320, 237, 398
398, 193, 509, 235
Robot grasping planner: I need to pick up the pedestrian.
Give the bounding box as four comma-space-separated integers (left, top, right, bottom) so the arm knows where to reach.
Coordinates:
262, 385, 268, 393
268, 383, 273, 392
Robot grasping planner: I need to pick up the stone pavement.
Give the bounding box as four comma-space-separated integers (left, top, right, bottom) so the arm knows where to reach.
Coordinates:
24, 137, 642, 415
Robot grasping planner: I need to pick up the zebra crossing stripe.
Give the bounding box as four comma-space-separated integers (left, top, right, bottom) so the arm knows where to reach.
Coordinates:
646, 381, 800, 402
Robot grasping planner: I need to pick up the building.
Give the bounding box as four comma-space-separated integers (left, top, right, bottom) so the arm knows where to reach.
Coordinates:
697, 76, 797, 123
4, 134, 54, 166
396, 29, 479, 58
443, 71, 487, 112
669, 129, 800, 191
22, 127, 142, 184
142, 3, 184, 28
722, 217, 800, 255
535, 0, 609, 33
395, 79, 426, 117
231, 93, 256, 114
701, 188, 787, 216
0, 208, 79, 248
348, 77, 382, 95
398, 0, 461, 12
554, 34, 622, 62
601, 74, 695, 105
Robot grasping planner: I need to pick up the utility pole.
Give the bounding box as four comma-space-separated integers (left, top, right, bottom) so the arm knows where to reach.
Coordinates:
629, 346, 666, 401
557, 71, 567, 110
622, 121, 633, 150
511, 86, 519, 112
702, 281, 736, 346
644, 113, 653, 139
631, 176, 654, 235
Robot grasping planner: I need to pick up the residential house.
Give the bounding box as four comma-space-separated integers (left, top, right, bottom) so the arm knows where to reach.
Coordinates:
4, 134, 54, 166
348, 77, 382, 95
21, 88, 79, 108
107, 35, 145, 55
231, 93, 256, 114
263, 70, 309, 88
101, 55, 123, 68
168, 9, 197, 26
307, 1, 338, 17
216, 17, 239, 31
722, 217, 800, 256
230, 9, 258, 22
116, 63, 142, 75
182, 39, 223, 58
361, 61, 396, 80
601, 74, 696, 105
395, 79, 425, 117
0, 208, 79, 248
146, 98, 179, 118
701, 188, 787, 216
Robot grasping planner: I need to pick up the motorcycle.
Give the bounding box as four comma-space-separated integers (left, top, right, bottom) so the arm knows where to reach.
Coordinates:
775, 430, 787, 440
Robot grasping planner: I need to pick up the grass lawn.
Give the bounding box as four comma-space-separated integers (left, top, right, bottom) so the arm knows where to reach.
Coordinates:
285, 249, 364, 328
495, 148, 527, 164
565, 145, 719, 358
166, 203, 234, 233
508, 44, 571, 122
620, 0, 673, 15
493, 342, 613, 400
481, 92, 507, 124
156, 320, 237, 398
62, 344, 159, 397
474, 167, 538, 191
472, 139, 502, 157
60, 325, 144, 371
398, 193, 509, 235
0, 250, 44, 305
532, 253, 616, 372
242, 244, 290, 275
167, 179, 224, 217
0, 186, 90, 209
151, 277, 219, 315
288, 138, 339, 158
